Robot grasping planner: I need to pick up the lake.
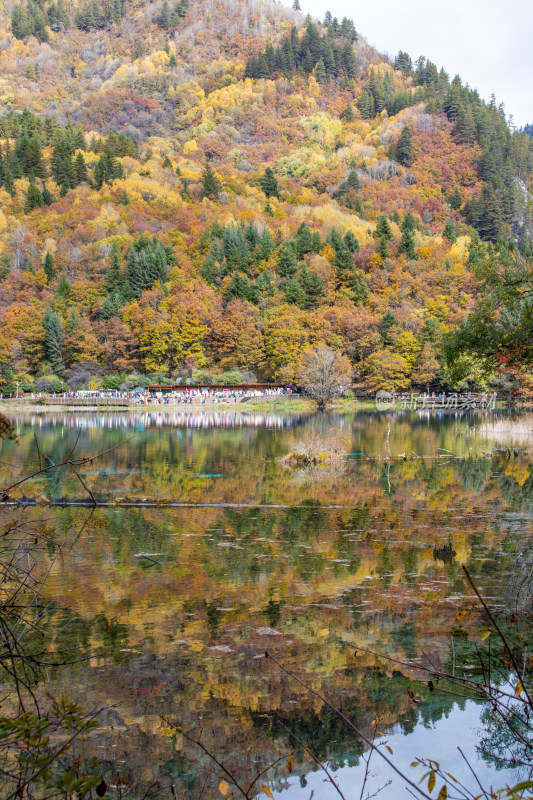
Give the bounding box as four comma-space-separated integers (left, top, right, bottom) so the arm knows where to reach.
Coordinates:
1, 409, 532, 800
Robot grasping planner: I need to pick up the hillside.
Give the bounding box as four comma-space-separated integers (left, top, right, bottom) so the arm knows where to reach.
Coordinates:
0, 0, 532, 395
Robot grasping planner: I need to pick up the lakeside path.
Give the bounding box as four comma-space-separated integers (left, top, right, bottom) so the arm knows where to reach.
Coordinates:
0, 398, 318, 414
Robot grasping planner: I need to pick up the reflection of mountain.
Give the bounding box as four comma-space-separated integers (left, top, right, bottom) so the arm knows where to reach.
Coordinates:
1, 413, 532, 798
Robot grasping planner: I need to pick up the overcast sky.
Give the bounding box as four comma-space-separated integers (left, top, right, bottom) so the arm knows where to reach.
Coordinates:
298, 0, 532, 128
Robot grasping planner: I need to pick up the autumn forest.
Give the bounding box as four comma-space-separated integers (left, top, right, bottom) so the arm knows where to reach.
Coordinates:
0, 0, 532, 396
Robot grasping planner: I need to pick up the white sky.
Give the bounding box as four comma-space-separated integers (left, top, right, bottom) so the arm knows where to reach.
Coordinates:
297, 0, 532, 128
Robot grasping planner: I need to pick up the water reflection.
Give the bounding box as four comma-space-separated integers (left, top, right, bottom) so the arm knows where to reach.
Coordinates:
1, 412, 532, 799
10, 410, 305, 431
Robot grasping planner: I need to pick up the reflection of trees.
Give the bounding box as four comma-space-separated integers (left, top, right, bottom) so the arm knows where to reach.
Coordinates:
260, 699, 365, 769
478, 704, 533, 771
5, 414, 533, 798
499, 472, 533, 512
107, 510, 175, 567
456, 457, 491, 493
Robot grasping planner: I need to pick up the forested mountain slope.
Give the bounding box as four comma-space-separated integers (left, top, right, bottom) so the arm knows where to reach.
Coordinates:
0, 0, 532, 394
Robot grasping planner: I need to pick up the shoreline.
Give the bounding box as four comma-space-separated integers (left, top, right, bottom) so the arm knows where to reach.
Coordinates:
0, 399, 314, 414
0, 398, 529, 415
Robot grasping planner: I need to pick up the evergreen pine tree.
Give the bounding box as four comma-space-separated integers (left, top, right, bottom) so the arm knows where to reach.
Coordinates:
351, 269, 368, 305
449, 186, 462, 210
376, 214, 393, 240
41, 184, 54, 205
25, 180, 43, 211
296, 223, 313, 257
74, 151, 89, 184
379, 310, 397, 346
277, 243, 297, 277
259, 167, 279, 199
342, 41, 358, 79
398, 227, 416, 258
42, 306, 65, 376
158, 0, 171, 27
343, 231, 359, 253
333, 241, 354, 284
396, 126, 414, 167
300, 266, 323, 309
357, 88, 375, 119
378, 236, 389, 259
443, 220, 457, 243
0, 250, 11, 281
56, 275, 71, 299
43, 251, 55, 282
314, 58, 326, 83
341, 103, 354, 122
106, 244, 123, 293
201, 164, 220, 200
284, 277, 305, 307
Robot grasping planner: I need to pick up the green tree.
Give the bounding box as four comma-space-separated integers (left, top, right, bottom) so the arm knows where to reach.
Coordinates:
25, 180, 43, 212
44, 251, 55, 282
201, 164, 220, 200
378, 310, 397, 346
42, 307, 65, 377
376, 214, 392, 240
158, 0, 171, 28
396, 126, 414, 167
259, 167, 279, 199
314, 58, 326, 83
277, 243, 297, 277
449, 186, 462, 210
74, 151, 89, 183
357, 88, 375, 119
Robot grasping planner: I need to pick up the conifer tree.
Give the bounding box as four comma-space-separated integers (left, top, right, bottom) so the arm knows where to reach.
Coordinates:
343, 231, 359, 253
357, 88, 375, 119
396, 126, 414, 167
0, 250, 11, 281
44, 251, 55, 282
74, 151, 89, 184
42, 307, 65, 376
449, 186, 462, 210
41, 184, 54, 205
351, 269, 368, 305
106, 244, 123, 293
277, 243, 297, 277
300, 266, 323, 309
443, 220, 457, 243
398, 226, 416, 258
259, 167, 279, 199
379, 309, 397, 346
342, 41, 357, 79
376, 214, 393, 240
201, 165, 220, 200
314, 58, 326, 83
379, 236, 389, 259
158, 1, 171, 29
296, 223, 313, 257
333, 241, 354, 284
25, 180, 42, 211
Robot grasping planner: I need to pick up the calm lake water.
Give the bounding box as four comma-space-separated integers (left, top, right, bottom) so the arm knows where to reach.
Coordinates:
1, 409, 533, 799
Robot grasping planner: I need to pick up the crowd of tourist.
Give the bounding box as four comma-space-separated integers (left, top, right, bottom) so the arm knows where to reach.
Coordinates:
5, 386, 295, 406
